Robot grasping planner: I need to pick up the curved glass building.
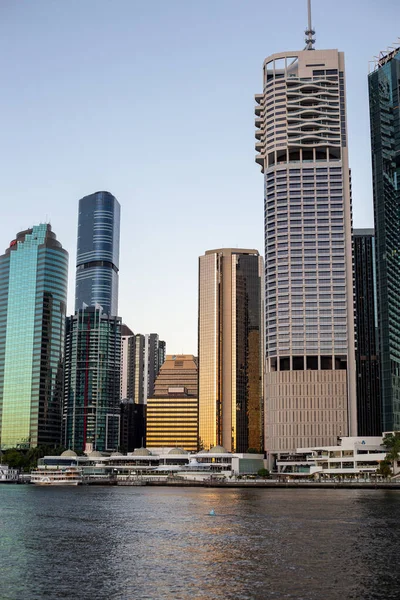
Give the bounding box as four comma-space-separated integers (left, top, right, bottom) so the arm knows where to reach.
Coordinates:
0, 224, 68, 449
75, 191, 120, 316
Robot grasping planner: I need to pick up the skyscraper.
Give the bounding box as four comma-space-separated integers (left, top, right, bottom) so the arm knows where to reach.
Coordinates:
198, 249, 264, 453
120, 330, 166, 405
146, 354, 198, 451
63, 306, 121, 452
0, 224, 68, 449
255, 9, 356, 455
368, 44, 400, 432
75, 191, 120, 316
353, 229, 381, 436
144, 334, 166, 401
120, 324, 135, 401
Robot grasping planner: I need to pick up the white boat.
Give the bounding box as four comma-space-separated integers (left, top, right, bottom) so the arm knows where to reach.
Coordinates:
30, 466, 82, 486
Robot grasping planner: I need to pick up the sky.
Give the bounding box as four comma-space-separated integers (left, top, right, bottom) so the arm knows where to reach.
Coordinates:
0, 0, 398, 355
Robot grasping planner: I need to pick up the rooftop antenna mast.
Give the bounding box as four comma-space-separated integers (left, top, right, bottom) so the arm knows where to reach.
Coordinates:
305, 0, 316, 50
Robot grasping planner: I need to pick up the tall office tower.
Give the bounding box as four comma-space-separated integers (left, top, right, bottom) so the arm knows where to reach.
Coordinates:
0, 225, 68, 449
255, 8, 356, 455
63, 306, 121, 452
75, 191, 120, 316
353, 229, 381, 436
146, 355, 198, 451
368, 44, 400, 431
198, 249, 264, 453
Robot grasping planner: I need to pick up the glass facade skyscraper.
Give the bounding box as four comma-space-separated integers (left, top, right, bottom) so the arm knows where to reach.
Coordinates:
63, 306, 121, 452
0, 224, 68, 449
369, 46, 400, 432
255, 48, 356, 455
75, 191, 120, 316
353, 229, 381, 436
198, 249, 264, 453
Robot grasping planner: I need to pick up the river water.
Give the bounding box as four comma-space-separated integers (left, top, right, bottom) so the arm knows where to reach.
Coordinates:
0, 485, 399, 600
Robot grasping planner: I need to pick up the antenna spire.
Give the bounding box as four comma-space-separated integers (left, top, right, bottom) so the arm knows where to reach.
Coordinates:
305, 0, 315, 50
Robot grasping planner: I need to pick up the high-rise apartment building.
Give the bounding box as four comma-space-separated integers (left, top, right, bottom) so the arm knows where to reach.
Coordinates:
75, 191, 120, 316
144, 334, 166, 401
0, 225, 68, 449
120, 330, 166, 404
198, 249, 264, 453
353, 229, 381, 436
146, 355, 198, 451
120, 324, 135, 401
255, 26, 356, 453
63, 306, 121, 452
368, 45, 400, 431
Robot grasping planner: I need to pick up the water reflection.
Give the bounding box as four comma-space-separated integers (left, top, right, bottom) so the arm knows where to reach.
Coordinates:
1, 486, 400, 599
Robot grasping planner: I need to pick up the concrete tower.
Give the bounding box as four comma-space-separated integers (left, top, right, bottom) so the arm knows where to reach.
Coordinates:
255, 3, 356, 457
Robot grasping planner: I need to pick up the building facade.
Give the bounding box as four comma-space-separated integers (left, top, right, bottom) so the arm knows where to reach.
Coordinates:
353, 229, 381, 436
0, 224, 68, 449
120, 330, 165, 405
368, 46, 400, 431
255, 48, 356, 454
120, 324, 135, 401
63, 306, 121, 452
146, 354, 198, 452
120, 399, 146, 452
75, 191, 120, 316
198, 249, 264, 453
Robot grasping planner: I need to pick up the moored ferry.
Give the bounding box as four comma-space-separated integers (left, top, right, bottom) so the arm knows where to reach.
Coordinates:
30, 466, 82, 486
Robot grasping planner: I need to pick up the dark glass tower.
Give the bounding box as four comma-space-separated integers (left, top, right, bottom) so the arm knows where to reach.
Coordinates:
63, 306, 121, 452
0, 224, 68, 449
368, 46, 400, 431
75, 191, 120, 316
353, 229, 381, 436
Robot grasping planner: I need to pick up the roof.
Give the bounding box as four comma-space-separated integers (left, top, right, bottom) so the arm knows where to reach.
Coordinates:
61, 449, 77, 457
132, 447, 152, 456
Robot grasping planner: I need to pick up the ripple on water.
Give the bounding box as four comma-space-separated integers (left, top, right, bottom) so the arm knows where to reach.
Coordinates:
1, 486, 400, 599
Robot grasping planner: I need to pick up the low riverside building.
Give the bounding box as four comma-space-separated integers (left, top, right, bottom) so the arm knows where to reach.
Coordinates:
276, 436, 387, 478
37, 446, 265, 481
0, 465, 19, 482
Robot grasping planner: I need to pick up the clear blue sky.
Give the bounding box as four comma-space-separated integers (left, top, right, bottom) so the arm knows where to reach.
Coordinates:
0, 0, 398, 354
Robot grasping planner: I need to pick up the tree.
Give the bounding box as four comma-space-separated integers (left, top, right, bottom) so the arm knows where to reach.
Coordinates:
382, 433, 400, 475
257, 468, 270, 478
377, 459, 392, 478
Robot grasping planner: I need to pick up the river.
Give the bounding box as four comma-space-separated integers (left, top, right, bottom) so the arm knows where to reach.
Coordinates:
0, 485, 399, 599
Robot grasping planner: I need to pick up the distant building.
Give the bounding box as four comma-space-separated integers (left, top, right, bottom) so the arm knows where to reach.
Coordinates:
198, 249, 264, 453
144, 334, 166, 401
120, 324, 135, 401
368, 45, 400, 431
120, 399, 146, 452
353, 229, 381, 436
120, 329, 165, 405
0, 224, 68, 449
75, 191, 120, 316
146, 355, 198, 452
63, 306, 121, 452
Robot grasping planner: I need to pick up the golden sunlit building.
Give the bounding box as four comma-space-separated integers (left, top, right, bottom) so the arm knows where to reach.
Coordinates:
198, 249, 264, 453
146, 355, 198, 452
